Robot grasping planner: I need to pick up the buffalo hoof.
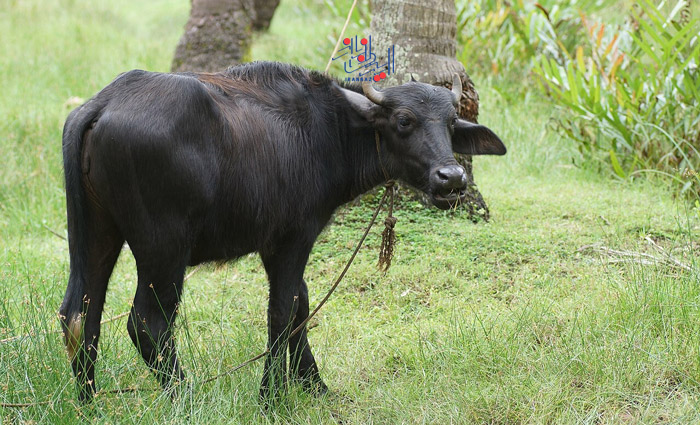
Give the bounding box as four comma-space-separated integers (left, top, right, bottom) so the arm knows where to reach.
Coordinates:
299, 376, 328, 397
259, 385, 284, 410
77, 384, 96, 405
290, 367, 328, 396
259, 374, 286, 408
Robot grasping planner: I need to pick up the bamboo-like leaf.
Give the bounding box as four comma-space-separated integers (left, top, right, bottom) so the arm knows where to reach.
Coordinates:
615, 85, 624, 107
592, 74, 601, 106
682, 70, 700, 99
603, 33, 619, 57
609, 149, 627, 178
603, 107, 634, 149
630, 32, 660, 66
634, 76, 645, 104
680, 35, 700, 69
557, 39, 572, 60
576, 46, 585, 73
636, 18, 665, 51
548, 58, 564, 86
535, 57, 553, 84
567, 61, 579, 102
638, 0, 666, 28
579, 11, 590, 35
534, 59, 564, 99
596, 24, 605, 49
663, 22, 696, 63
609, 54, 624, 81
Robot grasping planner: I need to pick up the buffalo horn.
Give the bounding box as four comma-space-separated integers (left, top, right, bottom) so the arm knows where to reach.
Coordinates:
362, 79, 386, 105
451, 73, 462, 106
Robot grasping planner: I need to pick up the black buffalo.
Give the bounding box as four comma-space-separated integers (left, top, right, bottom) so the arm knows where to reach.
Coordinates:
59, 61, 505, 402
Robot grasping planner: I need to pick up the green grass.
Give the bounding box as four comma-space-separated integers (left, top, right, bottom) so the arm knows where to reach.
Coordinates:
2, 0, 700, 423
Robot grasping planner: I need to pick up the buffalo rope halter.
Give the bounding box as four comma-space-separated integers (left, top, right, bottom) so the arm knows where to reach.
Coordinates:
376, 130, 397, 271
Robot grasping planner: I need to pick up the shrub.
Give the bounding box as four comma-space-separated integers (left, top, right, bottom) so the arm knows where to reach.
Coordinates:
533, 0, 700, 196
455, 0, 611, 82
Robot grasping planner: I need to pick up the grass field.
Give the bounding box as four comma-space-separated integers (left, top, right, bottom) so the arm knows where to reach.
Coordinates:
2, 0, 700, 423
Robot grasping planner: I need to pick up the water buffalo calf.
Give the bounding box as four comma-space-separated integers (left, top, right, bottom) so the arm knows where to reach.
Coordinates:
59, 61, 506, 402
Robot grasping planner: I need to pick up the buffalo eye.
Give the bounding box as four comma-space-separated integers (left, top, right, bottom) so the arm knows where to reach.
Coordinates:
397, 116, 412, 129
450, 116, 457, 132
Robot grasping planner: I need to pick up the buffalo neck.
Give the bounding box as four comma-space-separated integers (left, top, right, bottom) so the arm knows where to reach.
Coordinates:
340, 109, 389, 202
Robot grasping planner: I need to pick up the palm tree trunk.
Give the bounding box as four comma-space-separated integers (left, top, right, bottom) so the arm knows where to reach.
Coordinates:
370, 0, 490, 221
171, 0, 255, 73
252, 0, 280, 30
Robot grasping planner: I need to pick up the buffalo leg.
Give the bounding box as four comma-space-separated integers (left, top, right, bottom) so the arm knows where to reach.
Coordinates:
259, 239, 324, 402
127, 252, 187, 393
288, 279, 327, 394
59, 207, 123, 402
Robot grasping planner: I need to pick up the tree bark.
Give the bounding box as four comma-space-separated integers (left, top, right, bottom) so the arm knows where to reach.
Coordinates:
172, 0, 255, 73
252, 0, 280, 31
370, 0, 490, 221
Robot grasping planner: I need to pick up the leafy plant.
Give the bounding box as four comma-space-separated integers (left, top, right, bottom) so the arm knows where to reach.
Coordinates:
533, 0, 700, 196
323, 0, 370, 29
455, 0, 611, 81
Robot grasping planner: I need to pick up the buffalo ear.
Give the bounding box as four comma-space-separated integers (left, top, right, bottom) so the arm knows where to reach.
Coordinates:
452, 119, 506, 155
339, 87, 376, 121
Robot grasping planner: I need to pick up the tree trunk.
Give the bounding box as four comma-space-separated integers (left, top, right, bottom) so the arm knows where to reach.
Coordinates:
252, 0, 280, 31
370, 0, 490, 221
171, 0, 255, 73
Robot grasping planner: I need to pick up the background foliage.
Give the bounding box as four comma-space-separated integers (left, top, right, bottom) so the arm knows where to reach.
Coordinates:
458, 0, 700, 197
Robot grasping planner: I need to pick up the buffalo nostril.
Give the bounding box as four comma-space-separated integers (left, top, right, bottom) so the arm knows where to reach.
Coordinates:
435, 166, 467, 189
436, 169, 450, 183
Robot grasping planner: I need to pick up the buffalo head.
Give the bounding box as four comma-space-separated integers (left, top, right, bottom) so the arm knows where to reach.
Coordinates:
342, 75, 506, 209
